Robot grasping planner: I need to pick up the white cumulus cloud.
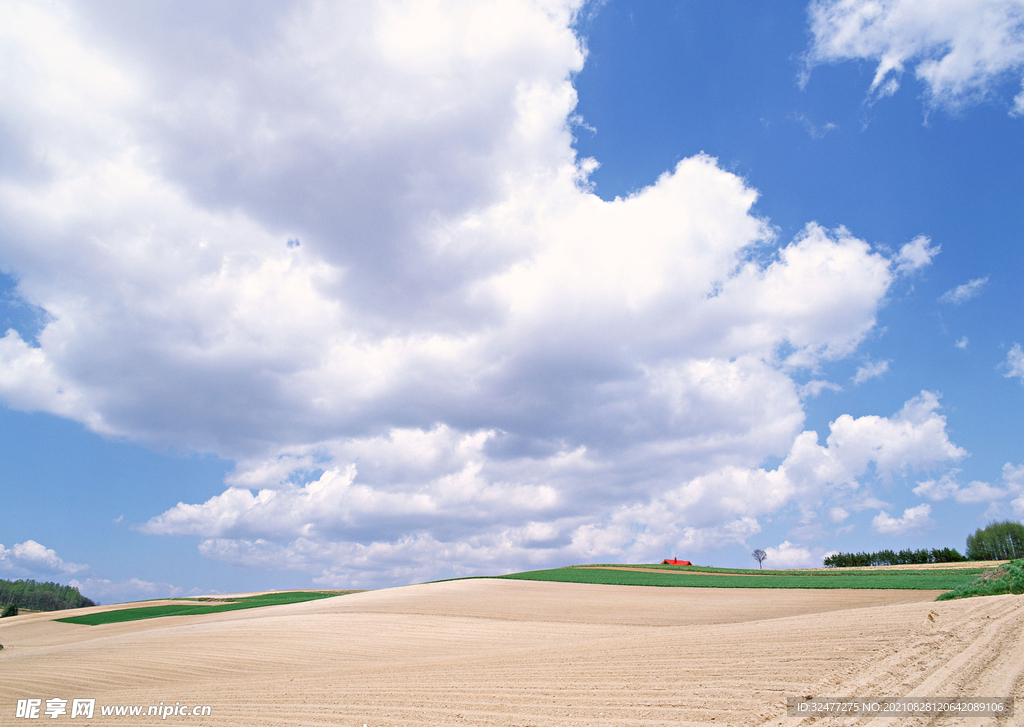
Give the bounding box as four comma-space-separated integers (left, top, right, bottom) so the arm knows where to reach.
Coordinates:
806, 0, 1024, 113
0, 540, 88, 576
801, 391, 965, 478
0, 0, 955, 586
764, 541, 818, 568
143, 391, 966, 586
915, 463, 1024, 503
895, 235, 941, 273
873, 503, 934, 534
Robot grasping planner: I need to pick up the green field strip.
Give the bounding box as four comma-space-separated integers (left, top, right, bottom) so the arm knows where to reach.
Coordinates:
495, 567, 982, 590
54, 590, 358, 626
572, 563, 991, 577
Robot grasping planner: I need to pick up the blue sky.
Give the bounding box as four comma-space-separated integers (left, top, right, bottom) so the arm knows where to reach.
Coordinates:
1, 0, 1023, 601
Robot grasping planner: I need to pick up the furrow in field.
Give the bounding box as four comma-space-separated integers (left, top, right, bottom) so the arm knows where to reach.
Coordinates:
759, 593, 1024, 727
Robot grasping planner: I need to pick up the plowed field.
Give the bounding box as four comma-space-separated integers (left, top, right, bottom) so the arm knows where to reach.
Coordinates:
2, 579, 1022, 725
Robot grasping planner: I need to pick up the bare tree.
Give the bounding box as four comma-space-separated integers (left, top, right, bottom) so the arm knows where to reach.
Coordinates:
752, 549, 767, 569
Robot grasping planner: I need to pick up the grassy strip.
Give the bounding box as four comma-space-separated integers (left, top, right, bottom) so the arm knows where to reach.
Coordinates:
936, 560, 1024, 600
54, 590, 358, 626
571, 563, 991, 576
496, 567, 981, 590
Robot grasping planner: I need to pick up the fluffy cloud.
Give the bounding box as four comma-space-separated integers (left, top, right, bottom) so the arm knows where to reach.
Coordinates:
764, 541, 818, 568
142, 430, 562, 542
0, 1, 923, 456
806, 0, 1024, 113
794, 391, 965, 479
915, 463, 1024, 503
853, 359, 889, 384
0, 540, 88, 576
895, 235, 941, 273
0, 538, 187, 603
873, 504, 933, 534
939, 276, 989, 304
143, 392, 965, 586
0, 1, 959, 585
829, 506, 851, 522
1004, 344, 1024, 381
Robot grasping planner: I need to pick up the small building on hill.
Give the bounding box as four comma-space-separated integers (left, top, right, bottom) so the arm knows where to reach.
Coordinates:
661, 558, 691, 566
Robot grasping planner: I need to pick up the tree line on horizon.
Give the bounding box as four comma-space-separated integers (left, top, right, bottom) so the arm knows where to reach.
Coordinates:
965, 520, 1024, 561
824, 521, 1024, 567
823, 547, 966, 568
0, 578, 96, 615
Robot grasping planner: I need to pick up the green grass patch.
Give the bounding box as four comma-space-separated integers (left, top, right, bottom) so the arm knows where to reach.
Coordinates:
936, 560, 1024, 600
54, 590, 359, 626
494, 565, 984, 591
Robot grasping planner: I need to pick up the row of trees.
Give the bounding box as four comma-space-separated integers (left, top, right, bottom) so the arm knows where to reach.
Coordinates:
966, 521, 1024, 561
824, 548, 966, 568
0, 578, 95, 613
823, 522, 1024, 568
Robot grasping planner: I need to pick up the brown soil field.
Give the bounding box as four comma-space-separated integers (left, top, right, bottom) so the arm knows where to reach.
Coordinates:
2, 579, 1023, 726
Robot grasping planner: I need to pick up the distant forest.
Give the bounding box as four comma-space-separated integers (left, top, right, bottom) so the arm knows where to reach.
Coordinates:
0, 578, 96, 613
826, 522, 1024, 568
966, 521, 1024, 561
823, 548, 966, 568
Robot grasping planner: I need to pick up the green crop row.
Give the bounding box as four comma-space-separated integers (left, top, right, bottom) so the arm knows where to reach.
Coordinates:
495, 567, 982, 590
566, 563, 990, 577
54, 590, 357, 626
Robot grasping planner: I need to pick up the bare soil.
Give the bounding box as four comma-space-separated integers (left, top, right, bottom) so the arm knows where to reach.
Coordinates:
2, 579, 1022, 725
